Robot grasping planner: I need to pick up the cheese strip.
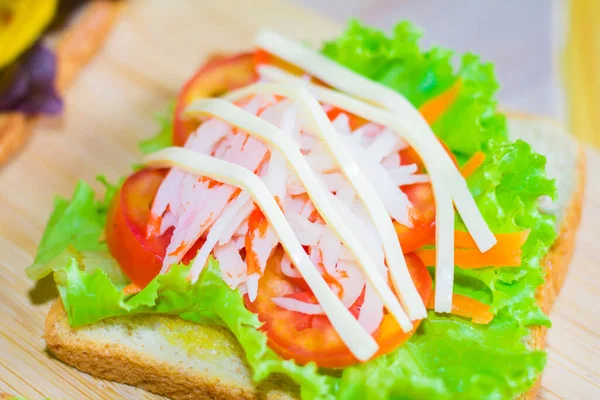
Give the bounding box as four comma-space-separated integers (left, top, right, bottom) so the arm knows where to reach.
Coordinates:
257, 65, 457, 312
223, 83, 427, 320
142, 147, 379, 361
256, 30, 495, 252
184, 99, 413, 331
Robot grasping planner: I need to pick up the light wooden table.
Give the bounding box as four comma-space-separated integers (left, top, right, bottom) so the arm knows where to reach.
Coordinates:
0, 0, 598, 399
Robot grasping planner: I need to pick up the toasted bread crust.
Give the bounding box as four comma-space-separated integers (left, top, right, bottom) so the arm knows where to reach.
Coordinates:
45, 300, 297, 400
538, 146, 586, 315
517, 133, 587, 400
45, 301, 254, 400
0, 1, 123, 166
0, 113, 29, 165
54, 1, 124, 92
43, 119, 586, 399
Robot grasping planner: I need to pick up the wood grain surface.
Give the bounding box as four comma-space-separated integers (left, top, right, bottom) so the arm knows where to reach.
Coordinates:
0, 0, 598, 399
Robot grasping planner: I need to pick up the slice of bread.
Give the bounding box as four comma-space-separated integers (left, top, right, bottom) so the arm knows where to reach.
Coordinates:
43, 114, 586, 400
508, 114, 586, 400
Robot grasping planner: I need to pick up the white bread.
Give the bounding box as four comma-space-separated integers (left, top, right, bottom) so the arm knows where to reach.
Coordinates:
43, 113, 586, 400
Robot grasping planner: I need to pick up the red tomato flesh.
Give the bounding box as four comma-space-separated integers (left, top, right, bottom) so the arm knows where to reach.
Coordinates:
173, 52, 257, 146
107, 49, 449, 367
106, 168, 201, 288
245, 250, 432, 368
394, 182, 437, 253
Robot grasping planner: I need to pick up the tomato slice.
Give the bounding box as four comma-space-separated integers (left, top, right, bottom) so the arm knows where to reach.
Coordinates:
173, 52, 257, 146
395, 138, 458, 253
106, 168, 202, 288
394, 182, 436, 253
106, 168, 168, 287
246, 250, 431, 368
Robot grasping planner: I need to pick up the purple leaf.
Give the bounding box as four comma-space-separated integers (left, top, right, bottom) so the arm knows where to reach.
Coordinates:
0, 64, 30, 109
0, 41, 63, 116
19, 86, 63, 115
25, 42, 57, 85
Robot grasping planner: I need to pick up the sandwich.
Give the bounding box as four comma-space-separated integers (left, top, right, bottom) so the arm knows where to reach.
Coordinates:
27, 21, 585, 399
0, 0, 122, 164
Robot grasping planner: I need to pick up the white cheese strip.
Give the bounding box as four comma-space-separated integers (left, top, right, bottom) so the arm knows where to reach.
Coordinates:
223, 84, 427, 320
255, 34, 496, 252
142, 147, 378, 361
184, 98, 414, 331
257, 67, 458, 312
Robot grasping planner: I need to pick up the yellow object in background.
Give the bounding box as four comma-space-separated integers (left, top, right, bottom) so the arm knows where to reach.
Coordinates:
0, 0, 57, 69
563, 0, 600, 148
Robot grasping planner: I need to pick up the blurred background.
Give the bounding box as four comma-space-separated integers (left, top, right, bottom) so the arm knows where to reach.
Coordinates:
292, 0, 600, 148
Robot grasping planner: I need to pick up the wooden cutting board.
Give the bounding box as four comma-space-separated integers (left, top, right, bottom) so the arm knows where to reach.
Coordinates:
0, 0, 598, 398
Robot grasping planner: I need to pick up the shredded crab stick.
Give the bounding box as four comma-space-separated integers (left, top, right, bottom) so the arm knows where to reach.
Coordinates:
256, 29, 496, 244
184, 98, 413, 331
222, 83, 426, 320
256, 32, 498, 310
255, 32, 495, 250
258, 65, 455, 313
190, 192, 252, 276
142, 147, 379, 361
256, 35, 496, 252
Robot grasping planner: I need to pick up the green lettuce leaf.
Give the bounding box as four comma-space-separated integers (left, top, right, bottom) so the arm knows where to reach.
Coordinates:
27, 20, 559, 400
26, 176, 118, 280
322, 20, 556, 399
460, 139, 556, 328
57, 257, 335, 399
322, 20, 506, 162
138, 102, 174, 154
29, 182, 335, 399
337, 311, 546, 400
326, 169, 553, 398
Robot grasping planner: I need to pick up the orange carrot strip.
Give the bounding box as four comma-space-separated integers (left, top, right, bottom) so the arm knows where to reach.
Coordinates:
419, 79, 462, 125
427, 294, 494, 324
453, 230, 530, 251
123, 283, 141, 295
422, 230, 530, 253
460, 151, 486, 178
415, 248, 522, 268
